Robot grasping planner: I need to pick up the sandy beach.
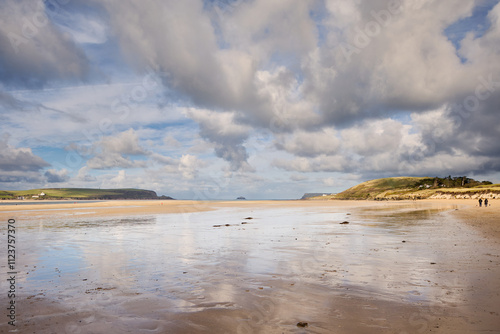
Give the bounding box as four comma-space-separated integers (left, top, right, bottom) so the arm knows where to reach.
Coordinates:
1, 199, 499, 333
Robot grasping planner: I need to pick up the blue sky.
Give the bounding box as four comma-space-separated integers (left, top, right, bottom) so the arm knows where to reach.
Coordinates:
1, 0, 500, 199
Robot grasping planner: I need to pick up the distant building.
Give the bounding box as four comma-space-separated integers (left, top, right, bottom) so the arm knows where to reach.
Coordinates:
32, 195, 39, 199
39, 192, 45, 196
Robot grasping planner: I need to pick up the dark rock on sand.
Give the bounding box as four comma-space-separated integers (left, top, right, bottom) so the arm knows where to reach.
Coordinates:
340, 221, 350, 224
297, 322, 308, 327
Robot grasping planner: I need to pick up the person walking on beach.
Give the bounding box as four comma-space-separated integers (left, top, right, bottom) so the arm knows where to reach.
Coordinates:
485, 199, 488, 207
479, 198, 483, 207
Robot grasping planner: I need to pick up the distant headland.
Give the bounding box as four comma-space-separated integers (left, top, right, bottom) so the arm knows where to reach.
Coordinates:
0, 188, 174, 200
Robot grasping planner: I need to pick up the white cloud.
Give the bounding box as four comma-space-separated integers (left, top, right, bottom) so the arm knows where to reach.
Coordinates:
290, 174, 308, 182
275, 128, 340, 157
222, 0, 318, 58
460, 2, 500, 64
163, 135, 182, 149
101, 170, 127, 188
323, 177, 336, 187
76, 166, 96, 182
0, 136, 49, 172
53, 10, 108, 45
99, 128, 147, 155
0, 0, 89, 87
273, 155, 350, 173
87, 153, 147, 170
185, 108, 254, 171
86, 129, 149, 169
179, 154, 204, 180
341, 119, 407, 156
44, 168, 70, 183
150, 153, 177, 166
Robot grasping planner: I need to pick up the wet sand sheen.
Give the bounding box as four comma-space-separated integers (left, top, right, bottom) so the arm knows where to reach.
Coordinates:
0, 200, 499, 333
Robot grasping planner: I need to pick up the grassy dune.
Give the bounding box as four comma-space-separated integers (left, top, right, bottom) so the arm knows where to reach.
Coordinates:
309, 177, 500, 200
0, 188, 159, 200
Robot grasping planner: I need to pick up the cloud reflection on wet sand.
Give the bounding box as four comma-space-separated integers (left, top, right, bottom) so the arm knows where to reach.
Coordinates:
1, 201, 499, 333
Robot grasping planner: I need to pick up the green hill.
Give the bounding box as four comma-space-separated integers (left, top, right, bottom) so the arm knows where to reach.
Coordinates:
334, 177, 429, 199
308, 177, 500, 200
0, 188, 165, 200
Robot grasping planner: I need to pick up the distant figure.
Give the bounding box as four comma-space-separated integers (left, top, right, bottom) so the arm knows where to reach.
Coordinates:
485, 199, 488, 207
479, 198, 483, 207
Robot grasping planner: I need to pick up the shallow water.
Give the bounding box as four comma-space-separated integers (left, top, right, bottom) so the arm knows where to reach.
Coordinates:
1, 202, 499, 333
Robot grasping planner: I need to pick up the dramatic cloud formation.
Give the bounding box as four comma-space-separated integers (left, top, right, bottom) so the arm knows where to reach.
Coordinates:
44, 168, 70, 183
0, 135, 49, 183
1, 0, 499, 198
185, 108, 253, 171
0, 136, 49, 172
0, 0, 89, 87
86, 129, 149, 169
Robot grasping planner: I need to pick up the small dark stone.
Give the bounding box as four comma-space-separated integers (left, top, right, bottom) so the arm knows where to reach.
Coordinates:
340, 221, 349, 224
241, 222, 248, 224
430, 262, 436, 265
244, 217, 253, 220
213, 225, 221, 227
297, 322, 308, 328
225, 224, 230, 226
402, 240, 406, 243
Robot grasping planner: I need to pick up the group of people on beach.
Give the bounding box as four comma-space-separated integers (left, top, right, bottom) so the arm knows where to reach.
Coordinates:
478, 198, 489, 207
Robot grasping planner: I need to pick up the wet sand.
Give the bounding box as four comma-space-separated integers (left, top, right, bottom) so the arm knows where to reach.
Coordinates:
0, 200, 499, 333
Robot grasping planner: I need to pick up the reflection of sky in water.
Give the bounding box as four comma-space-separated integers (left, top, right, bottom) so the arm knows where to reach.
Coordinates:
26, 244, 84, 282
4, 202, 492, 311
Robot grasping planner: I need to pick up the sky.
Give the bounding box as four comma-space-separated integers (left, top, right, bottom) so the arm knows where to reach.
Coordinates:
1, 0, 500, 200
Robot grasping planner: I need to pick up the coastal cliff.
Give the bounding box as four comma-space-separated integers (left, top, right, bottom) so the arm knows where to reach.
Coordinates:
0, 188, 173, 200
